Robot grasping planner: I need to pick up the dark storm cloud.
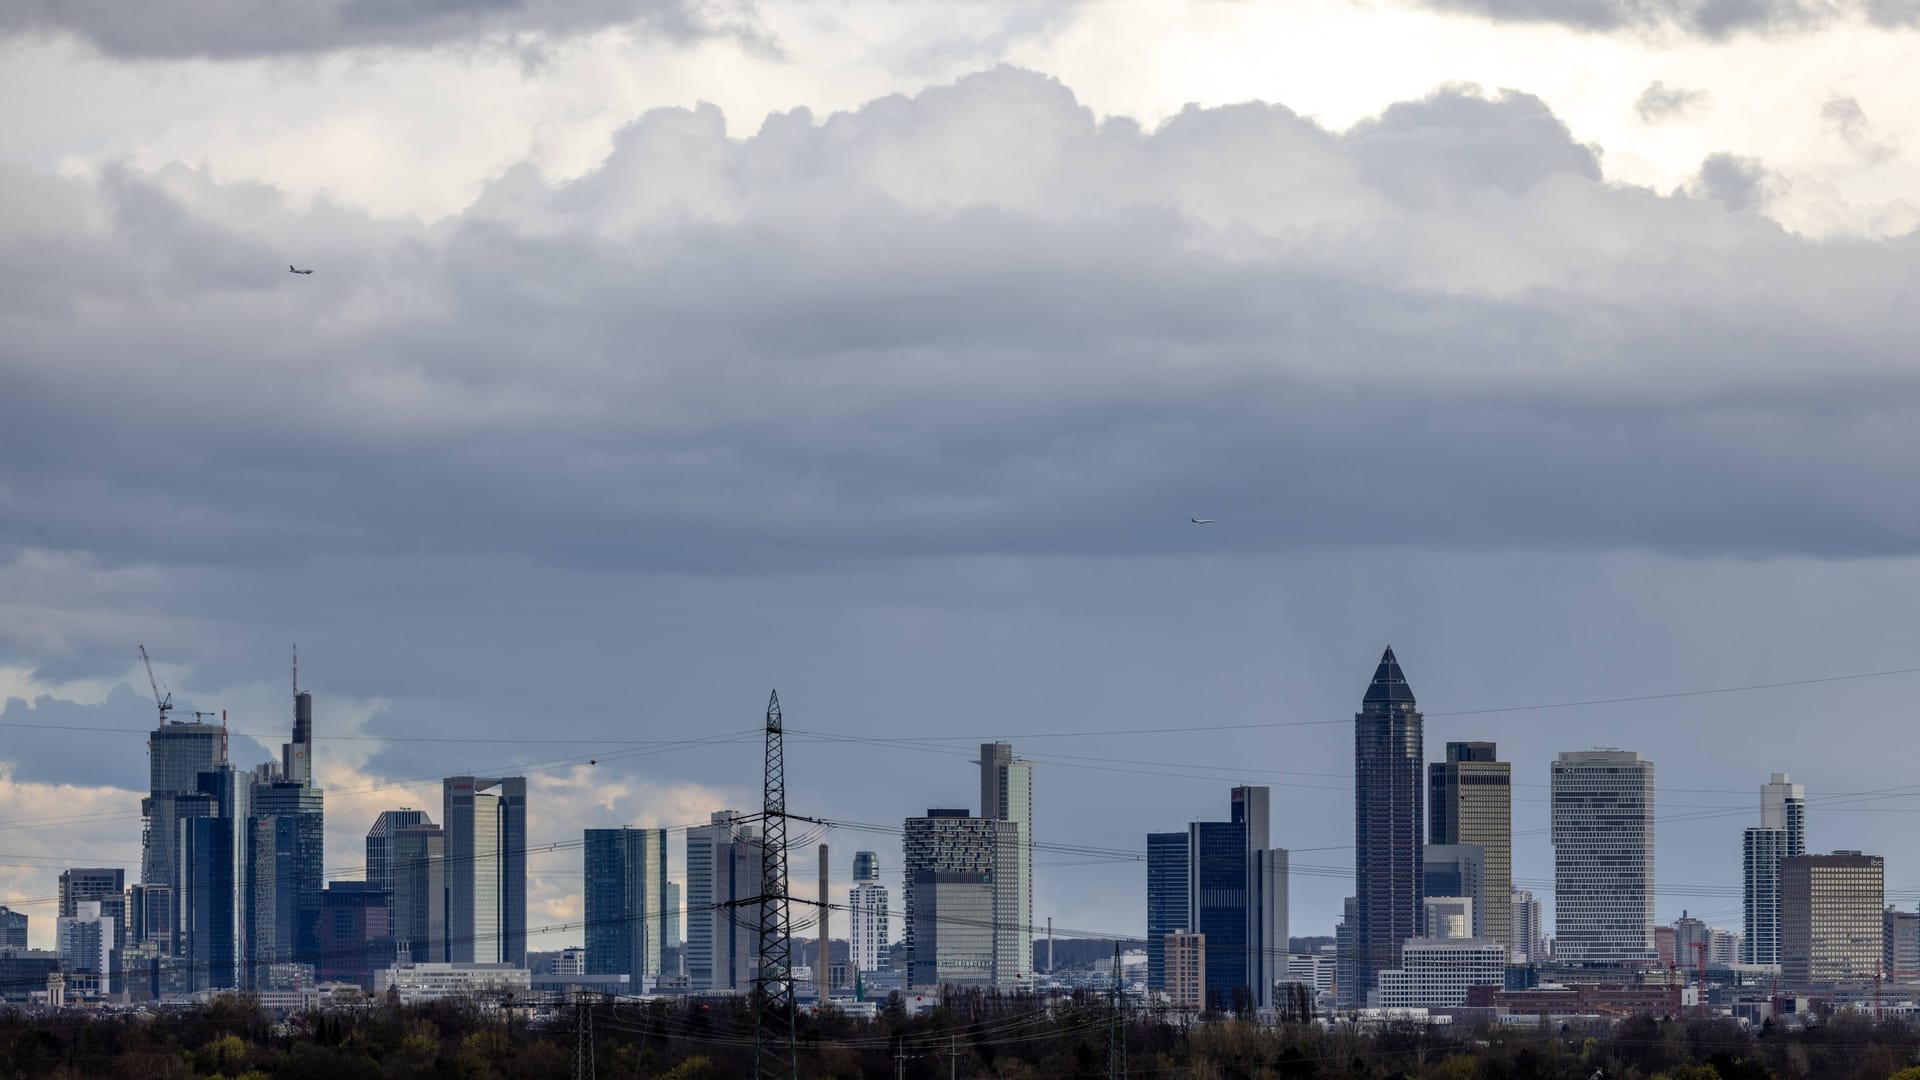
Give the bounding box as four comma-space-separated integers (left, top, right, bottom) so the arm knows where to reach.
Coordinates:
0, 0, 771, 60
3, 69, 1920, 621
1635, 81, 1709, 123
1411, 0, 1920, 36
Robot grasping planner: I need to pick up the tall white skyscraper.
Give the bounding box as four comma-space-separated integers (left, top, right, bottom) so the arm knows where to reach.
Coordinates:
443, 776, 527, 966
1551, 750, 1655, 963
1744, 772, 1806, 967
1762, 773, 1807, 856
1510, 889, 1543, 963
978, 743, 1033, 981
848, 850, 890, 973
684, 811, 762, 992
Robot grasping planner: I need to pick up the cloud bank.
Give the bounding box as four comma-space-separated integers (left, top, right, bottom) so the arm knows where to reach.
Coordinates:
1412, 0, 1920, 37
0, 0, 770, 60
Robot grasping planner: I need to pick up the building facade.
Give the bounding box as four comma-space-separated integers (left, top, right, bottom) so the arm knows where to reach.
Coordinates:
1351, 647, 1424, 1003
1743, 827, 1788, 966
685, 811, 762, 992
1510, 889, 1544, 963
443, 776, 527, 966
1429, 742, 1512, 958
56, 901, 115, 992
319, 881, 394, 987
140, 718, 225, 953
903, 809, 1021, 988
1373, 938, 1505, 1010
583, 827, 671, 990
1886, 907, 1920, 981
1145, 831, 1189, 993
390, 822, 445, 965
1165, 931, 1206, 1010
0, 908, 25, 949
1762, 774, 1807, 856
978, 743, 1034, 983
1551, 750, 1655, 964
365, 810, 432, 895
1423, 844, 1487, 940
848, 850, 889, 974
1782, 851, 1884, 988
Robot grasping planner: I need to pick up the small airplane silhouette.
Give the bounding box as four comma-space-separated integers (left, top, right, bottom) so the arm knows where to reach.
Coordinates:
1190, 517, 1215, 524
288, 264, 314, 275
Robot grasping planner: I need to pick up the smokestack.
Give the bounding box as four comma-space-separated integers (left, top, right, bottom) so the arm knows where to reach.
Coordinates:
818, 844, 830, 1001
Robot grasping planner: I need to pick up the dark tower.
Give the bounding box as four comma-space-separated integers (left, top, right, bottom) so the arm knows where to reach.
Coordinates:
1350, 647, 1423, 1005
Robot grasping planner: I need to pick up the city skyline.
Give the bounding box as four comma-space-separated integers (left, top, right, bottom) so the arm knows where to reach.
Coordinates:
0, 647, 1917, 959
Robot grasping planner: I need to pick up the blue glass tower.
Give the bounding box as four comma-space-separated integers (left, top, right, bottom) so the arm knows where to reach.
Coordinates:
1146, 831, 1189, 991
1350, 647, 1423, 1004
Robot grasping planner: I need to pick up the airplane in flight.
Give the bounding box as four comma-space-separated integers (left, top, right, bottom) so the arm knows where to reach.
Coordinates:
1190, 517, 1215, 524
289, 264, 314, 275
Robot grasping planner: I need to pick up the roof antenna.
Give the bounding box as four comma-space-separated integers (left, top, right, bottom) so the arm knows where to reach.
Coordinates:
293, 643, 299, 698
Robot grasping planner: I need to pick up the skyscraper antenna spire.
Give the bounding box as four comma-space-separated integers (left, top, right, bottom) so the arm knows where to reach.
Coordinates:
293, 643, 299, 698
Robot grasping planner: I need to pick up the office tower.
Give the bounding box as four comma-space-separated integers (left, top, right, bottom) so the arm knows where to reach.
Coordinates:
1176, 786, 1287, 1012
1164, 931, 1206, 1010
1885, 907, 1920, 980
685, 811, 763, 992
584, 828, 670, 990
180, 762, 250, 991
252, 781, 323, 968
978, 743, 1034, 982
1429, 742, 1512, 957
141, 717, 226, 946
663, 881, 682, 977
1145, 832, 1189, 993
1708, 927, 1741, 966
1673, 910, 1708, 963
1353, 647, 1423, 1000
1762, 774, 1806, 856
1781, 851, 1884, 988
1551, 749, 1655, 963
1373, 938, 1505, 1009
58, 867, 127, 961
318, 881, 393, 987
1237, 785, 1289, 1012
1743, 827, 1788, 965
1511, 889, 1543, 964
57, 901, 114, 990
1423, 897, 1474, 940
1334, 897, 1359, 1006
902, 809, 1021, 988
443, 776, 527, 966
391, 822, 446, 964
1423, 845, 1487, 939
285, 688, 314, 787
0, 907, 25, 949
1186, 818, 1245, 1011
366, 809, 432, 895
848, 850, 890, 974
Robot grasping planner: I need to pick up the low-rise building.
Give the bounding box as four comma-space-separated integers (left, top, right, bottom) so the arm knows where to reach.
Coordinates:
1373, 938, 1504, 1010
375, 963, 531, 1005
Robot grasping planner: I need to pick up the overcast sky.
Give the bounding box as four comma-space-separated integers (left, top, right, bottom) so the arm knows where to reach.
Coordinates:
3, 0, 1919, 954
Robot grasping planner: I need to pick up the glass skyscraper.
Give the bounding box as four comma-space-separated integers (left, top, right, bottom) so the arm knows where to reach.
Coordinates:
1351, 647, 1423, 1003
1145, 831, 1189, 991
583, 827, 671, 990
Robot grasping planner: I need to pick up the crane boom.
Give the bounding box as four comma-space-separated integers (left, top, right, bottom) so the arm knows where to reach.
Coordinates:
138, 644, 173, 724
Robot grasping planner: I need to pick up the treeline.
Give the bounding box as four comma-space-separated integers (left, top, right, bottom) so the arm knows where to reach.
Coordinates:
0, 993, 1917, 1079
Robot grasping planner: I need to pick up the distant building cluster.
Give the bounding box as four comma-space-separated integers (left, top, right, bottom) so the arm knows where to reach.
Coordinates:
6, 644, 1912, 1029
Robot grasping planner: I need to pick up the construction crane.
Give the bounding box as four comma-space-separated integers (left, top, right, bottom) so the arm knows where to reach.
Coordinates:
138, 645, 173, 724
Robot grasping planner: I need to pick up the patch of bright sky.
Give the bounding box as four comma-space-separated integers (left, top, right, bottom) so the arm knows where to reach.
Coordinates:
0, 1, 1913, 226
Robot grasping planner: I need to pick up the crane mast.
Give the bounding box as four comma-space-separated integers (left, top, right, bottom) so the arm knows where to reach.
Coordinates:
138, 644, 173, 724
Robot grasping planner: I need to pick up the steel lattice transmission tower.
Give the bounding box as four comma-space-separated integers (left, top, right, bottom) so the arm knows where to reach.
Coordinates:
572, 990, 595, 1080
754, 690, 799, 1080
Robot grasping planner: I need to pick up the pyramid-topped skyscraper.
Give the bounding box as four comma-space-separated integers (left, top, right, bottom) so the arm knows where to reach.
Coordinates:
1347, 647, 1424, 1005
